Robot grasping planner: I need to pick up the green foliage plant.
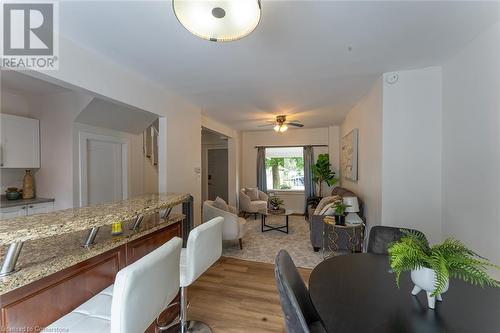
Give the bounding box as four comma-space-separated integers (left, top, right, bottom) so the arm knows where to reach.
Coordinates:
269, 196, 284, 209
388, 230, 500, 296
312, 154, 337, 196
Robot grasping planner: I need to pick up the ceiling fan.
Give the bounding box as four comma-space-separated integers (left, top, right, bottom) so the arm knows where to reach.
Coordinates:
259, 115, 304, 133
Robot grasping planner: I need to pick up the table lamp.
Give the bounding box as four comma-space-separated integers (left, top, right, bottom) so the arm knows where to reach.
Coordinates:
343, 197, 363, 224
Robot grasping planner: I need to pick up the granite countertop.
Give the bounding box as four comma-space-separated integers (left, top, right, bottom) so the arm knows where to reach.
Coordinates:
0, 197, 55, 208
0, 213, 185, 295
0, 193, 190, 245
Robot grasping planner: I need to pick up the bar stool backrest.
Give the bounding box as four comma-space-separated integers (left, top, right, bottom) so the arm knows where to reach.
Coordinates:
181, 217, 223, 287
110, 237, 182, 333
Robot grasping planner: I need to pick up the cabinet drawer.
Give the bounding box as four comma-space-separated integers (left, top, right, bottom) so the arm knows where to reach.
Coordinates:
27, 202, 54, 215
0, 205, 27, 219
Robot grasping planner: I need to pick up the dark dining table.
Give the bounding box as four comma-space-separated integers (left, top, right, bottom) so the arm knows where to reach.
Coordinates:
309, 253, 500, 333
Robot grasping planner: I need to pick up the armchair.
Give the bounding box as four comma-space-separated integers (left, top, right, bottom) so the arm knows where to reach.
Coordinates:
239, 188, 268, 218
203, 200, 247, 249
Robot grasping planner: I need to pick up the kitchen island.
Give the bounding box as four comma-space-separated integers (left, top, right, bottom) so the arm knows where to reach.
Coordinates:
0, 193, 193, 332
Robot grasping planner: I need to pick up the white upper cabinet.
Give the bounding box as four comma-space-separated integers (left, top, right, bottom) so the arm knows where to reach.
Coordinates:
0, 114, 40, 168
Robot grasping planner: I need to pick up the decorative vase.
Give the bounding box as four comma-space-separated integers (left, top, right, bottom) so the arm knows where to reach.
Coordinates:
410, 267, 449, 309
22, 170, 35, 199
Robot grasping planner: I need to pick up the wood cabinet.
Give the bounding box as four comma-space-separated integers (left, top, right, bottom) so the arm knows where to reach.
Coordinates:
0, 202, 54, 219
0, 114, 40, 169
0, 222, 182, 332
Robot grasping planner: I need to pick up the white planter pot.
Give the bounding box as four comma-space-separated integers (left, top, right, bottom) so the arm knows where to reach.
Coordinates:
410, 267, 449, 309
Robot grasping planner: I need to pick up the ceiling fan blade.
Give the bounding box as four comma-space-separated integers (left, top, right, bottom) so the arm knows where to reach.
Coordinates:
258, 124, 276, 127
287, 122, 304, 127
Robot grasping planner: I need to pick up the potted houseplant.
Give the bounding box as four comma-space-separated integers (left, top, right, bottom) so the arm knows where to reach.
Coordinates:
269, 196, 284, 211
388, 231, 500, 309
312, 154, 337, 197
333, 197, 350, 225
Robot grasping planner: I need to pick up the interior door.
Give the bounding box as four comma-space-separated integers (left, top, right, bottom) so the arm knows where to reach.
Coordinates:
87, 139, 124, 205
207, 148, 228, 201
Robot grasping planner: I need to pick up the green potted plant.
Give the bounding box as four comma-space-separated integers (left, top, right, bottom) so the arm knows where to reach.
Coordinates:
388, 231, 500, 309
312, 154, 337, 197
269, 196, 284, 211
333, 197, 350, 225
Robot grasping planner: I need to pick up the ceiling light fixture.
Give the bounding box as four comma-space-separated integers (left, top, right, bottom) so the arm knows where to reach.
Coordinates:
274, 124, 288, 133
173, 0, 262, 42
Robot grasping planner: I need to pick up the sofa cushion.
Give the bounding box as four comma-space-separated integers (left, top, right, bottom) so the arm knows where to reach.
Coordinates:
213, 197, 228, 211
246, 188, 260, 201
314, 196, 340, 215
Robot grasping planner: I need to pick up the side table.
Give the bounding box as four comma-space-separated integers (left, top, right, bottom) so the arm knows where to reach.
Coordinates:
322, 216, 365, 259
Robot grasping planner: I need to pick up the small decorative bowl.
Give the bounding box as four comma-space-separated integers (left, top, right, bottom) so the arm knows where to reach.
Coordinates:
5, 191, 21, 200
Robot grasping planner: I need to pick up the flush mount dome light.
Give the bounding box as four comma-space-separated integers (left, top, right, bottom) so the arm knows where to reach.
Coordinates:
173, 0, 261, 42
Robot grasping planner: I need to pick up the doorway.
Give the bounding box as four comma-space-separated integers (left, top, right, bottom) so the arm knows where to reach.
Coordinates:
79, 132, 128, 206
207, 148, 228, 201
201, 128, 228, 202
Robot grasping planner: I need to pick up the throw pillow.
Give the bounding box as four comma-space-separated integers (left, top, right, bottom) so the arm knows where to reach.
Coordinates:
314, 195, 341, 215
324, 207, 336, 216
213, 197, 228, 211
246, 188, 260, 201
319, 202, 336, 215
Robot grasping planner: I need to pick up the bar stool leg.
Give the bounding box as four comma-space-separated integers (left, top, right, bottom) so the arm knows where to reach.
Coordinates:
180, 286, 213, 333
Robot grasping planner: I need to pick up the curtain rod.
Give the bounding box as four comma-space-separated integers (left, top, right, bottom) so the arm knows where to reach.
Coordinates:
254, 145, 328, 149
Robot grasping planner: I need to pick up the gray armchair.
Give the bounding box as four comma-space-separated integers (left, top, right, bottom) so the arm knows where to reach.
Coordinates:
239, 188, 268, 218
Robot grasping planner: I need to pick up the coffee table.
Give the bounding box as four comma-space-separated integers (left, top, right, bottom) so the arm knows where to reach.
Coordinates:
261, 209, 293, 234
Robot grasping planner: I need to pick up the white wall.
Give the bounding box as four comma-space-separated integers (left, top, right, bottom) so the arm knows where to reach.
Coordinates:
442, 22, 500, 275
240, 127, 337, 213
381, 67, 443, 243
35, 91, 92, 210
340, 79, 383, 228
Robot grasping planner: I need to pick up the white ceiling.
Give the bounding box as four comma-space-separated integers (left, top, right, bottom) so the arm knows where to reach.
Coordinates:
60, 1, 499, 130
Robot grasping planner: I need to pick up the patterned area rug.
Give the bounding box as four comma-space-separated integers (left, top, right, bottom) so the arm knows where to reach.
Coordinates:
222, 215, 323, 269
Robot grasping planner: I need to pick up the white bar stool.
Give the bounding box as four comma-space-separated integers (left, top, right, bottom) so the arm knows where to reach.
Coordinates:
42, 237, 182, 333
180, 217, 223, 333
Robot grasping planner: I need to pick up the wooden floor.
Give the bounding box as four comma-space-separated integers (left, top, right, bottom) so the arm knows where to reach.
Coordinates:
187, 257, 311, 333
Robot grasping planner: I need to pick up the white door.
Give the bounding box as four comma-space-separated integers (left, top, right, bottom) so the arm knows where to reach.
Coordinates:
207, 148, 228, 201
0, 114, 40, 168
87, 139, 124, 205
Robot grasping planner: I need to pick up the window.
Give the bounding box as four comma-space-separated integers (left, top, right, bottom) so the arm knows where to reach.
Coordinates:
265, 147, 304, 191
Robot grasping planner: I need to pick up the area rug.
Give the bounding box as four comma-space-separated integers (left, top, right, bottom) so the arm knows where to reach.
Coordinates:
222, 215, 323, 269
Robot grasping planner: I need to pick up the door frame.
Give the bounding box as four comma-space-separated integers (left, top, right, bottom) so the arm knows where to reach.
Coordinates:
79, 131, 129, 207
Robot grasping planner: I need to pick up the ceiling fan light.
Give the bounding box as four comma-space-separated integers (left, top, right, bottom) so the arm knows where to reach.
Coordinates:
274, 125, 280, 132
173, 0, 262, 42
279, 125, 288, 133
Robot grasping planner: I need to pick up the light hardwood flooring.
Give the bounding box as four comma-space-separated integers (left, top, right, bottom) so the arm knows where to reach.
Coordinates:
187, 257, 311, 333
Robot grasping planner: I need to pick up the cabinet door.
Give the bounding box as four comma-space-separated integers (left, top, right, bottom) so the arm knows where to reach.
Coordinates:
27, 202, 54, 215
0, 114, 40, 168
0, 206, 27, 219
